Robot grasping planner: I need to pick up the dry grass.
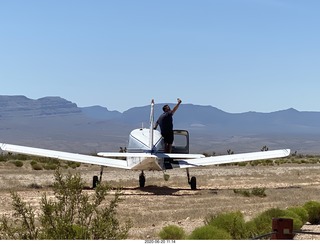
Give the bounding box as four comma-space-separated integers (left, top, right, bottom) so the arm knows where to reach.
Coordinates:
0, 160, 320, 239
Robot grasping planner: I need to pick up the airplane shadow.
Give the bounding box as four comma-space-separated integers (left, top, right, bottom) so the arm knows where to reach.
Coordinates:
87, 185, 302, 196
83, 185, 219, 196
83, 185, 184, 195
119, 185, 219, 196
131, 185, 182, 196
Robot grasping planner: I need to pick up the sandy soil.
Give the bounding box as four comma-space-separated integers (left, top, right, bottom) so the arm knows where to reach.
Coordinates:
0, 162, 320, 240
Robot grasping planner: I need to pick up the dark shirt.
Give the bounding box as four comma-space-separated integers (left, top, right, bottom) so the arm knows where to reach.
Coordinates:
156, 111, 173, 135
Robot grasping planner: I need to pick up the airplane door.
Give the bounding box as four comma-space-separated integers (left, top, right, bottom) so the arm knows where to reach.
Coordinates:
172, 130, 189, 154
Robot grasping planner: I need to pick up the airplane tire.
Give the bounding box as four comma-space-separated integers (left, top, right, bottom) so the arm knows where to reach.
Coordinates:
92, 175, 99, 189
190, 176, 197, 190
139, 174, 146, 188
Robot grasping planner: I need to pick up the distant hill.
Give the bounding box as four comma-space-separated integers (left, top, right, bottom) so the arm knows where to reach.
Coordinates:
1, 95, 320, 154
81, 106, 121, 120
0, 95, 81, 117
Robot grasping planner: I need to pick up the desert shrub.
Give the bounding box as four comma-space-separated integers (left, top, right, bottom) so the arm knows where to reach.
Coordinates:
234, 188, 266, 197
287, 206, 309, 224
263, 159, 273, 166
30, 161, 37, 165
67, 162, 81, 169
0, 169, 131, 240
237, 162, 247, 167
0, 154, 7, 162
159, 225, 186, 240
31, 163, 43, 171
250, 208, 287, 236
249, 161, 261, 166
37, 157, 60, 165
0, 153, 27, 161
275, 159, 286, 165
163, 174, 170, 181
37, 158, 60, 170
188, 225, 231, 240
303, 201, 320, 224
10, 160, 24, 167
280, 210, 303, 230
0, 191, 38, 239
234, 189, 251, 197
251, 188, 266, 197
205, 211, 248, 239
4, 154, 29, 161
42, 163, 58, 170
28, 183, 42, 189
244, 220, 259, 239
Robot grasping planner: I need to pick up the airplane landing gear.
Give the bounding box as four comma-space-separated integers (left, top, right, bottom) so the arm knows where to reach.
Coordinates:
92, 166, 104, 189
92, 175, 99, 188
186, 168, 197, 190
139, 171, 146, 188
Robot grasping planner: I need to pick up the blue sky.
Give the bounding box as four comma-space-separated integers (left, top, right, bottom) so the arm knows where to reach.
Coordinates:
0, 0, 319, 113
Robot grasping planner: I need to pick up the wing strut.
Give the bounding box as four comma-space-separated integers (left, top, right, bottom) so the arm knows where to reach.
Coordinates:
149, 99, 155, 151
99, 166, 104, 183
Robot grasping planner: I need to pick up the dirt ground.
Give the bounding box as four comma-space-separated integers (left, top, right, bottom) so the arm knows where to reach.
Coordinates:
0, 161, 320, 240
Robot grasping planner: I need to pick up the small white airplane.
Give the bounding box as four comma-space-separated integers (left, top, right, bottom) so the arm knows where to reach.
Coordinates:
0, 99, 290, 190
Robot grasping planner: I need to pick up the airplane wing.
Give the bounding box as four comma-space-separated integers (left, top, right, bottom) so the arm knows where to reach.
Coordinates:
0, 143, 131, 169
98, 152, 204, 159
175, 149, 291, 168
0, 143, 290, 170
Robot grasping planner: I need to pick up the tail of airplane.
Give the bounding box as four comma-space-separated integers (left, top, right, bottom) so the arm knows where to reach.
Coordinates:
149, 99, 155, 151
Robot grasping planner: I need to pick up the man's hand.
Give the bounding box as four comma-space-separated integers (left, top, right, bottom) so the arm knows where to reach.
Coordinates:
172, 98, 182, 114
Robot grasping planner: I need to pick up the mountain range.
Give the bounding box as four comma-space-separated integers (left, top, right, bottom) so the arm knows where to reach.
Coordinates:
1, 95, 320, 154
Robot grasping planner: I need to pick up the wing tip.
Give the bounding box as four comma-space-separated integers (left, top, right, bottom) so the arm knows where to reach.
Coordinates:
0, 143, 6, 150
285, 149, 291, 156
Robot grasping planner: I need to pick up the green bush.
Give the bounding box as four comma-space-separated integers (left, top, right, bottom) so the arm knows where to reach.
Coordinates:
30, 161, 38, 167
234, 189, 251, 197
280, 210, 304, 230
250, 208, 287, 236
67, 162, 81, 169
287, 206, 309, 224
188, 225, 231, 240
205, 211, 248, 239
31, 163, 43, 171
0, 154, 7, 162
194, 202, 314, 240
10, 160, 24, 167
233, 188, 266, 197
42, 163, 58, 170
251, 188, 266, 197
159, 225, 186, 240
0, 169, 131, 240
303, 201, 320, 224
244, 220, 259, 239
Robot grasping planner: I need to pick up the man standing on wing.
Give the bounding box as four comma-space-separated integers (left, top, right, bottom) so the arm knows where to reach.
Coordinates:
154, 98, 182, 153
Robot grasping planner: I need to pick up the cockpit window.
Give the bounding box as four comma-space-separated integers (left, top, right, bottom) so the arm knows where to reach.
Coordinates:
173, 134, 187, 147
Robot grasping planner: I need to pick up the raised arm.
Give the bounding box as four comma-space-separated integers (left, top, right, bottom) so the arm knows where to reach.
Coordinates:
172, 98, 182, 114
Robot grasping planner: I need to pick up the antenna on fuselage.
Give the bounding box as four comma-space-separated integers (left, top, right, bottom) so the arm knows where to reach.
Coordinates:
149, 99, 155, 151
